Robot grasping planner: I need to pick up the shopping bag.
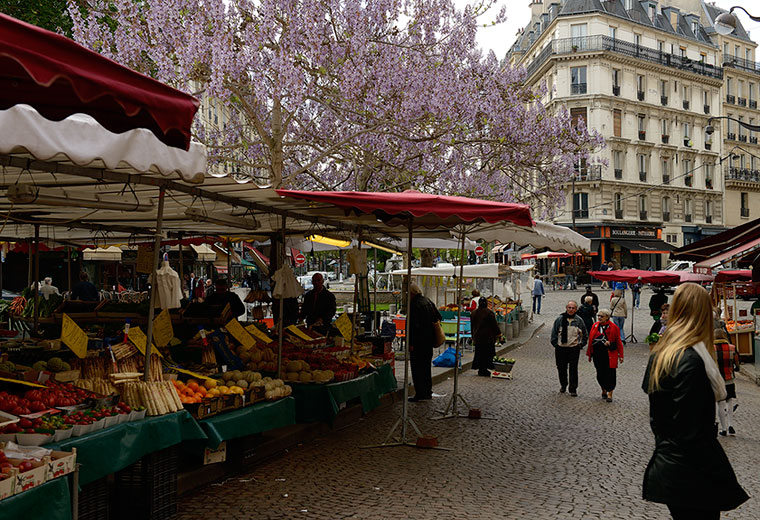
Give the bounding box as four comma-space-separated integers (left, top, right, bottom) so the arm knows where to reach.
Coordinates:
433, 321, 446, 347
433, 346, 461, 368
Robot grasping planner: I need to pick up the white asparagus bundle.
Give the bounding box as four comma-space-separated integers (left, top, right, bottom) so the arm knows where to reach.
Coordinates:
201, 345, 217, 365
111, 342, 138, 360
164, 381, 183, 410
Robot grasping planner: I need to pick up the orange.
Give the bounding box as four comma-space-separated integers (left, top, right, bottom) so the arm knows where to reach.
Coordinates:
187, 381, 200, 392
197, 386, 207, 395
187, 378, 199, 386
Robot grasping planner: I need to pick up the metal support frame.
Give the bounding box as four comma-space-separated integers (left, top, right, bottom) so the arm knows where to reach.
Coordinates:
373, 246, 378, 333
626, 290, 638, 344
33, 224, 40, 332
277, 216, 286, 377
143, 187, 166, 382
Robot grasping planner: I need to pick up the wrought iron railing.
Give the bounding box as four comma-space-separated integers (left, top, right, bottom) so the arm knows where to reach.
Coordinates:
723, 53, 760, 77
573, 165, 602, 181
663, 212, 671, 222
726, 167, 760, 183
742, 207, 750, 217
727, 94, 736, 104
571, 83, 587, 95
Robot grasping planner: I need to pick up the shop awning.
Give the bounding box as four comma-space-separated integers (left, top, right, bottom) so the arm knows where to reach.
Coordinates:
588, 269, 680, 284
610, 239, 674, 255
83, 246, 122, 261
190, 244, 216, 262
715, 270, 752, 283
673, 217, 760, 263
0, 14, 199, 150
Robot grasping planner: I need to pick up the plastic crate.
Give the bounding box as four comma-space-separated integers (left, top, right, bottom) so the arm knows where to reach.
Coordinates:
114, 446, 177, 520
78, 477, 110, 520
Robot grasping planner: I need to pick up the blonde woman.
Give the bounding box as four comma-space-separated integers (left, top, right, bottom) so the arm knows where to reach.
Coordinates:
642, 283, 748, 519
610, 289, 627, 344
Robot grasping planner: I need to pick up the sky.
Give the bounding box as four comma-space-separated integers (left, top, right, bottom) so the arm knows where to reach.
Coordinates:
456, 0, 760, 60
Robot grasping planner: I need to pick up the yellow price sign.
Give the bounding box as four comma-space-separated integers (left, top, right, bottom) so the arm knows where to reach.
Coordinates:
153, 309, 174, 348
136, 245, 154, 274
286, 325, 312, 341
61, 314, 88, 358
128, 326, 162, 358
245, 324, 273, 344
225, 319, 256, 350
0, 375, 46, 388
334, 313, 354, 340
167, 365, 214, 381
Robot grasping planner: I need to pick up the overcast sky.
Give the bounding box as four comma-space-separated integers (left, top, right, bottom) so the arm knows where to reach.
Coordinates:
456, 0, 760, 60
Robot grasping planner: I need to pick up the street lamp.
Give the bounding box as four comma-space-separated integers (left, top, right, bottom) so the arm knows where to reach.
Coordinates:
705, 116, 760, 136
715, 6, 760, 35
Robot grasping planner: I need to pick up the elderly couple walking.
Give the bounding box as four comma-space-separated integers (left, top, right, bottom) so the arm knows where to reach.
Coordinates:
550, 300, 623, 400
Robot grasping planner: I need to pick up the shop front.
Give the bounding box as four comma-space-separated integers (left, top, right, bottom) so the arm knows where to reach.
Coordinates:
572, 224, 674, 270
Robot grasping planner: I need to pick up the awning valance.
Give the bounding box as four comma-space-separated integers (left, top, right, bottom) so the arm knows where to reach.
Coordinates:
83, 245, 122, 261
610, 239, 674, 255
190, 244, 216, 262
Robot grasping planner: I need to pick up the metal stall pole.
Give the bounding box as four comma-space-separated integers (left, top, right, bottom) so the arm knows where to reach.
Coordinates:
33, 224, 40, 332
66, 246, 71, 292
27, 238, 32, 287
143, 188, 166, 382
227, 238, 232, 282
362, 219, 448, 449
373, 246, 378, 334
626, 290, 638, 344
178, 233, 184, 295
349, 230, 362, 352
276, 217, 286, 377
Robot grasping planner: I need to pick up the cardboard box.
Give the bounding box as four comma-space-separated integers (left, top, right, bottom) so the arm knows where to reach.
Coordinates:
0, 469, 16, 500
12, 459, 46, 493
47, 448, 77, 480
203, 442, 227, 465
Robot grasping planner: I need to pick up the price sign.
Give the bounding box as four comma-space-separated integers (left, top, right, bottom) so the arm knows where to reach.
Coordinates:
475, 245, 485, 257
334, 312, 354, 340
286, 325, 312, 341
136, 245, 154, 274
61, 314, 88, 358
225, 319, 256, 349
294, 252, 306, 266
128, 326, 162, 358
245, 324, 274, 344
0, 376, 46, 388
166, 365, 214, 381
152, 309, 174, 348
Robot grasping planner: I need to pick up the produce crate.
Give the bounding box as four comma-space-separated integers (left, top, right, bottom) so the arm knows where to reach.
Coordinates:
114, 446, 177, 520
217, 393, 243, 413
12, 458, 46, 493
245, 386, 265, 405
182, 398, 219, 420
78, 476, 110, 520
492, 361, 514, 373
0, 469, 16, 500
47, 448, 77, 480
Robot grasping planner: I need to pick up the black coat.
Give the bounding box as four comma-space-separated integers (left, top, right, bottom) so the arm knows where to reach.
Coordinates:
642, 348, 748, 511
577, 303, 595, 334
407, 294, 441, 353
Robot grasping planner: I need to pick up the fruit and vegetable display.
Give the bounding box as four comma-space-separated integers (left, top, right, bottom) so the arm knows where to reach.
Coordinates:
0, 380, 98, 416
645, 333, 660, 344
121, 381, 183, 416
0, 442, 77, 498
30, 357, 71, 373
726, 319, 754, 332
493, 357, 515, 364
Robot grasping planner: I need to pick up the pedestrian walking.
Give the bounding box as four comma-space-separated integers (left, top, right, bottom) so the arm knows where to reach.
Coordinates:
587, 309, 623, 402
713, 328, 741, 437
577, 296, 595, 333
471, 297, 501, 377
610, 289, 627, 344
531, 276, 545, 315
600, 261, 610, 289
583, 285, 599, 312
550, 301, 587, 396
407, 283, 442, 402
650, 303, 669, 336
631, 279, 642, 309
642, 283, 748, 519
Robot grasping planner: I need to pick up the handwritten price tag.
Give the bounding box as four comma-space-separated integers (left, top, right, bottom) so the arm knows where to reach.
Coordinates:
153, 309, 174, 348
286, 325, 312, 341
166, 365, 214, 381
245, 324, 274, 344
225, 319, 256, 349
128, 326, 162, 358
61, 314, 88, 358
334, 313, 354, 340
0, 376, 46, 388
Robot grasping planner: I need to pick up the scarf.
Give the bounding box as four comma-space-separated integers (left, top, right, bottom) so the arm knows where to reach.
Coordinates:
692, 341, 728, 402
560, 312, 573, 344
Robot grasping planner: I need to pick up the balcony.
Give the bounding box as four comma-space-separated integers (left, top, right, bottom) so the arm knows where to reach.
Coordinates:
661, 134, 670, 144
728, 133, 737, 140
615, 210, 623, 219
639, 130, 647, 140
685, 175, 693, 187
685, 214, 693, 223
752, 137, 759, 144
704, 104, 710, 114
706, 215, 713, 224
727, 94, 736, 104
742, 207, 750, 218
705, 142, 712, 150
723, 53, 760, 78
663, 175, 670, 185
640, 211, 648, 220
739, 97, 748, 107
637, 90, 645, 101
663, 211, 671, 222
684, 137, 692, 147
571, 83, 587, 95
524, 36, 724, 81
614, 168, 623, 179
683, 100, 690, 110
706, 178, 714, 190
726, 167, 760, 183
752, 100, 758, 109
639, 171, 647, 182
740, 135, 748, 142
573, 209, 589, 219
613, 85, 620, 96
573, 165, 602, 181
661, 95, 668, 105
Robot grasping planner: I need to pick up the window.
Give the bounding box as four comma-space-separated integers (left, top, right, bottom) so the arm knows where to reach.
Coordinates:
613, 150, 623, 178
738, 80, 744, 98
660, 79, 668, 98
705, 200, 713, 222
614, 193, 623, 216
662, 158, 670, 183
700, 52, 706, 63
736, 45, 740, 58
684, 159, 692, 186
705, 163, 714, 189
741, 193, 749, 218
747, 49, 753, 62
651, 5, 657, 23
663, 196, 671, 221
638, 154, 648, 181
613, 110, 622, 137
573, 193, 589, 219
682, 85, 689, 102
662, 118, 669, 136
750, 83, 756, 102
624, 0, 633, 11
639, 195, 648, 219
680, 47, 687, 58
571, 66, 587, 94
667, 234, 678, 244
637, 74, 645, 93
683, 122, 690, 139
704, 90, 710, 105
635, 34, 642, 47
692, 21, 699, 35
571, 23, 587, 50
638, 114, 646, 132
658, 41, 664, 53
724, 42, 729, 56
610, 26, 617, 39
612, 69, 620, 88
727, 78, 733, 95
685, 198, 693, 222
570, 107, 587, 128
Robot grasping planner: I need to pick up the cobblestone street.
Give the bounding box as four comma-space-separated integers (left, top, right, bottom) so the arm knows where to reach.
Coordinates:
177, 288, 760, 519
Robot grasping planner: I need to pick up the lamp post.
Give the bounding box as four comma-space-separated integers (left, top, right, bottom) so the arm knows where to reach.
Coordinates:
714, 6, 760, 35
705, 116, 760, 136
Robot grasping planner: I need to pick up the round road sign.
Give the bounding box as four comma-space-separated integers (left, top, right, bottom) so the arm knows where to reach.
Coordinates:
295, 252, 306, 266
475, 246, 485, 257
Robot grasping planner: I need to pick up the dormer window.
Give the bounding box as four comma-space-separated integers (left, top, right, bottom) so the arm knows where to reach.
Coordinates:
692, 21, 699, 35
625, 0, 633, 10
650, 5, 656, 22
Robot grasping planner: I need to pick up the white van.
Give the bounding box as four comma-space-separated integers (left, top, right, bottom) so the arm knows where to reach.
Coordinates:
664, 260, 694, 272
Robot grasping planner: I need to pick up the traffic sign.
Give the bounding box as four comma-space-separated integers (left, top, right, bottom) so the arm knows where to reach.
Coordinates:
475, 246, 485, 257
294, 252, 306, 266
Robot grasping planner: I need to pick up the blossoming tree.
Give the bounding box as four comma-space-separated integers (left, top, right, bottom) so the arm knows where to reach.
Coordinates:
68, 0, 602, 213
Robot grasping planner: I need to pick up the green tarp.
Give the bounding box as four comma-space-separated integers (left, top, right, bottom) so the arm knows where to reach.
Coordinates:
291, 364, 397, 424
48, 410, 206, 486
199, 397, 296, 449
0, 476, 71, 520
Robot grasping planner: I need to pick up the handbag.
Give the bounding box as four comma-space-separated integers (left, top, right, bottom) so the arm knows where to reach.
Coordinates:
433, 321, 446, 347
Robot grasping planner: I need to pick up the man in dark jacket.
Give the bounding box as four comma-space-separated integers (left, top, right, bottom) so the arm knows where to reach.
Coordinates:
583, 286, 599, 311
471, 297, 501, 376
407, 283, 441, 402
71, 272, 99, 301
577, 296, 596, 334
298, 273, 336, 335
550, 301, 588, 396
205, 278, 245, 319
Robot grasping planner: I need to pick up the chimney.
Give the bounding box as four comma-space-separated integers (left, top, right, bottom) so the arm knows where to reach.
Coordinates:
530, 0, 544, 19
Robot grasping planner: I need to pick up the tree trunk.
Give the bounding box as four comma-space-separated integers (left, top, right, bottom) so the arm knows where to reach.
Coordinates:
271, 94, 283, 187
420, 248, 434, 267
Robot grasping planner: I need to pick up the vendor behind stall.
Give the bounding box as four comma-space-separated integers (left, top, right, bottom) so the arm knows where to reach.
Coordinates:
299, 273, 336, 335
205, 278, 245, 319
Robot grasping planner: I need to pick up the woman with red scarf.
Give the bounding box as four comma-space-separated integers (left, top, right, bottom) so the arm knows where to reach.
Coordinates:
587, 308, 624, 402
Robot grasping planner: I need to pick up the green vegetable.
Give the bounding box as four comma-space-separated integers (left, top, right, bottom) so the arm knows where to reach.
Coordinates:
645, 333, 660, 344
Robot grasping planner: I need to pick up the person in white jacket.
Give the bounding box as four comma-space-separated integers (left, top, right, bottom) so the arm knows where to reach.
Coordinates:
610, 289, 628, 344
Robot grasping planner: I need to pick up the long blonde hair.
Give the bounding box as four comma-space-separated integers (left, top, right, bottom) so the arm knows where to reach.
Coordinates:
647, 283, 714, 393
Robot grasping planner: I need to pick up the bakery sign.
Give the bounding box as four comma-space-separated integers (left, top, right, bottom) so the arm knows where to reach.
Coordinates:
609, 228, 658, 238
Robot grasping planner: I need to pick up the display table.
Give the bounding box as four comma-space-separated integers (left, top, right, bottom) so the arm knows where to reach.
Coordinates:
0, 475, 72, 520
291, 365, 397, 424
49, 410, 207, 486
199, 397, 296, 449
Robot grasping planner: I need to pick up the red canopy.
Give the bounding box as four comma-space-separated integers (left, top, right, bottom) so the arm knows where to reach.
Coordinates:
715, 270, 752, 283
673, 271, 714, 283
0, 14, 199, 150
588, 269, 680, 284
276, 190, 534, 228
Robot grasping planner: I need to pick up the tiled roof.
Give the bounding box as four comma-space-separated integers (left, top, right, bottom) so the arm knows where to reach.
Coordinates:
703, 3, 754, 44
